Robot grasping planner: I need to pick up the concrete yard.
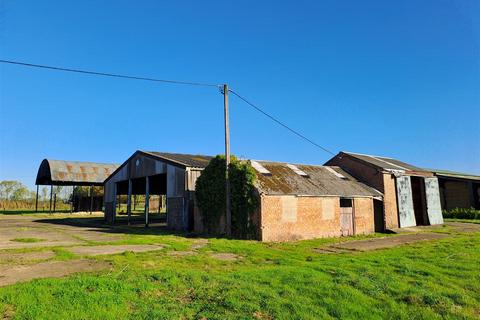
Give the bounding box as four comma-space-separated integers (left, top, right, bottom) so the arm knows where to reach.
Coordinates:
0, 214, 478, 287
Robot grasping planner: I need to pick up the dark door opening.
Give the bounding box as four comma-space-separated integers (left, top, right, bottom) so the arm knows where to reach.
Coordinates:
410, 176, 428, 225
373, 199, 385, 232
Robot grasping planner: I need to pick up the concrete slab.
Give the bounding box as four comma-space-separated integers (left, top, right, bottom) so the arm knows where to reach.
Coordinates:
0, 259, 110, 287
332, 233, 448, 252
0, 251, 55, 264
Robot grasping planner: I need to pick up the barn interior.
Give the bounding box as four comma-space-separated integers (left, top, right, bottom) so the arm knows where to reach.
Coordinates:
114, 174, 167, 226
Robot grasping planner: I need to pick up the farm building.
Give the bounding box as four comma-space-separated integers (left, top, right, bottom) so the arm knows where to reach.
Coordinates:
194, 160, 383, 242
430, 169, 480, 210
103, 151, 212, 229
325, 152, 444, 229
35, 159, 119, 212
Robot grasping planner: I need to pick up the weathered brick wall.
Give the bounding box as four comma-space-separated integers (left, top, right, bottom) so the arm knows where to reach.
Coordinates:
167, 197, 184, 230
383, 173, 399, 229
259, 195, 344, 241
353, 198, 375, 234
326, 155, 384, 191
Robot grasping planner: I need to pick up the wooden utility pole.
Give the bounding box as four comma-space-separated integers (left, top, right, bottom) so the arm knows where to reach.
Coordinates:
223, 84, 232, 236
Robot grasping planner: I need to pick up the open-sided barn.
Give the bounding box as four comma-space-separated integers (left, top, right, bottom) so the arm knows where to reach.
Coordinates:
103, 151, 212, 229
35, 159, 119, 212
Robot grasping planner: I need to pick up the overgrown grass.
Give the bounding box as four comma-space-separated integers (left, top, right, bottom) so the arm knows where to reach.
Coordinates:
1, 227, 479, 319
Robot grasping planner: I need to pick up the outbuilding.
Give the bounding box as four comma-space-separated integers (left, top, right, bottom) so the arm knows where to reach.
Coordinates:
103, 150, 212, 229
430, 169, 480, 210
35, 159, 119, 212
194, 160, 382, 241
325, 151, 444, 230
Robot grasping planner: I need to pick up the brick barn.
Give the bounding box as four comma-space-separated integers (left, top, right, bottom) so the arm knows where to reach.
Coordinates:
325, 151, 444, 230
430, 169, 480, 210
194, 160, 382, 242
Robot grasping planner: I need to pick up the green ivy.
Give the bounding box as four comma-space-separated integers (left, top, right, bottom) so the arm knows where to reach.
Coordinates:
195, 155, 259, 238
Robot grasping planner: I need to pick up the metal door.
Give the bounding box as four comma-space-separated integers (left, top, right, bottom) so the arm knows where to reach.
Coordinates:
396, 175, 417, 227
340, 207, 354, 236
424, 177, 444, 225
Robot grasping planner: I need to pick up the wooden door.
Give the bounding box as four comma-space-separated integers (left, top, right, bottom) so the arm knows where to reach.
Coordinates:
340, 207, 354, 236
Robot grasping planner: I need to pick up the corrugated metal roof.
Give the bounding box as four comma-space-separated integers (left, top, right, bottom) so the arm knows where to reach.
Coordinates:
143, 151, 213, 168
36, 159, 120, 186
253, 160, 382, 197
428, 169, 480, 181
341, 152, 426, 172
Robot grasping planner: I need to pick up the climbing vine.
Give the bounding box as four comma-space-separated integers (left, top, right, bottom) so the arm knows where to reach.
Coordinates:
195, 155, 259, 238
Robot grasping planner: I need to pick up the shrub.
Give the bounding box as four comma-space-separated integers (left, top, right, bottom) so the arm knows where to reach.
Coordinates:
195, 155, 259, 238
442, 207, 480, 220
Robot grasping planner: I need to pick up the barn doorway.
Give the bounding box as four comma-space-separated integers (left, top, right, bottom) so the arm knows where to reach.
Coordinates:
373, 199, 385, 232
114, 173, 167, 226
410, 176, 428, 225
340, 198, 354, 236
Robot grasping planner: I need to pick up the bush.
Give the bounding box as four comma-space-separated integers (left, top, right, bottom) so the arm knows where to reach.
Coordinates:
442, 207, 480, 220
195, 155, 259, 238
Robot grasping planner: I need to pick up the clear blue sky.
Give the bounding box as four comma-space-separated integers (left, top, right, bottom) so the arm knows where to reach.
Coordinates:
1, 0, 479, 189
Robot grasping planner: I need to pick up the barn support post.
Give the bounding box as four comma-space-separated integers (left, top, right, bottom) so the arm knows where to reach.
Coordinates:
112, 183, 117, 224
145, 176, 150, 227
89, 185, 94, 214
35, 185, 39, 212
49, 184, 53, 213
70, 186, 75, 213
127, 179, 132, 225
53, 193, 56, 212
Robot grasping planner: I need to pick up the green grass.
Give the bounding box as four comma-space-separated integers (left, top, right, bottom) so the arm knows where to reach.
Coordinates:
1, 228, 479, 319
10, 238, 45, 243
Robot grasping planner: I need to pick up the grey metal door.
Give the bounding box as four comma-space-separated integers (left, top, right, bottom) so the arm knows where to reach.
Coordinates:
424, 177, 444, 225
396, 175, 417, 227
340, 207, 354, 236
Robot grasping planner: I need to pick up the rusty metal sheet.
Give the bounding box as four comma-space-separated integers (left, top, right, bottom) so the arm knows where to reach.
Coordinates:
36, 159, 119, 186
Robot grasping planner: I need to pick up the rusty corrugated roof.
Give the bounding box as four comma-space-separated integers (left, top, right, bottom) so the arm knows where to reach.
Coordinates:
253, 160, 382, 197
36, 159, 120, 186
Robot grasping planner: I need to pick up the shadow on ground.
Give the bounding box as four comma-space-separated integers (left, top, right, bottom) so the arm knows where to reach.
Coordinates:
32, 216, 222, 239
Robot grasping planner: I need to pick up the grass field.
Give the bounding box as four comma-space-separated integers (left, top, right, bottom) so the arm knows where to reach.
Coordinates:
0, 215, 479, 319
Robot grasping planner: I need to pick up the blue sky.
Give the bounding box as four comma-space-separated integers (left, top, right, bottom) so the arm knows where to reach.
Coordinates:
0, 0, 479, 189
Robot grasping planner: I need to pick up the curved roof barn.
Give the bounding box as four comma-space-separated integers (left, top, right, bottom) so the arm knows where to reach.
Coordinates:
36, 159, 119, 186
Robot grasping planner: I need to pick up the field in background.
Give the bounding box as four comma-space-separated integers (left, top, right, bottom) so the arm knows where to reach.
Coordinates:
0, 213, 479, 319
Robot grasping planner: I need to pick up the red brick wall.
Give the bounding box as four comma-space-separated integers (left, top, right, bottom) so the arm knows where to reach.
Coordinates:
383, 173, 399, 229
259, 195, 375, 242
326, 154, 384, 191
353, 198, 375, 234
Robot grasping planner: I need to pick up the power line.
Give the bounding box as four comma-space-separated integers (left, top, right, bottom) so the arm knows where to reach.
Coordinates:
1, 58, 336, 155
0, 59, 221, 88
229, 89, 335, 155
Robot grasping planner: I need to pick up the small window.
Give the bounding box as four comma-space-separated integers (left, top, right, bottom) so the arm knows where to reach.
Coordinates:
340, 198, 353, 208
